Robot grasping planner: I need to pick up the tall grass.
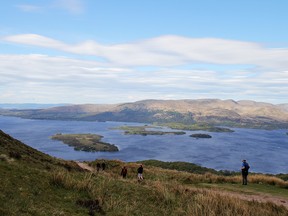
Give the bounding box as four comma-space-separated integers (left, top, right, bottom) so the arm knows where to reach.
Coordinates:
142, 165, 288, 188
249, 174, 288, 188
48, 161, 288, 215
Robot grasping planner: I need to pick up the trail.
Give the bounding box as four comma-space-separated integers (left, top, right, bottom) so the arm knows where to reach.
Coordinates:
217, 190, 288, 209
76, 161, 95, 172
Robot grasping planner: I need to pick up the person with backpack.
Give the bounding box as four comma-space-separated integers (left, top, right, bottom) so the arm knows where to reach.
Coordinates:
241, 159, 250, 185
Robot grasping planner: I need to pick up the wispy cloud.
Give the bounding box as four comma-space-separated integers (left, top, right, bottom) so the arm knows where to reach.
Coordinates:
15, 0, 85, 14
3, 34, 288, 70
16, 4, 42, 12
0, 53, 287, 104
52, 0, 85, 14
1, 34, 288, 104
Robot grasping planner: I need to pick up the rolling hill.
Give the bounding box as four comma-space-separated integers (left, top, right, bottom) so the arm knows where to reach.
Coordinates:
1, 99, 288, 129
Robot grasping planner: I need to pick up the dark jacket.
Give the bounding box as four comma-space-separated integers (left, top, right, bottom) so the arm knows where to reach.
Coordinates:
137, 166, 143, 174
121, 167, 127, 176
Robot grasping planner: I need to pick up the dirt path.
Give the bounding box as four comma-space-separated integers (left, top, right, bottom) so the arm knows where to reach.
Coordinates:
76, 161, 94, 172
217, 190, 288, 209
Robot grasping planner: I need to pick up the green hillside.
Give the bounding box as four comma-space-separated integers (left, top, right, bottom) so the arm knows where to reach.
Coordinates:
1, 129, 288, 215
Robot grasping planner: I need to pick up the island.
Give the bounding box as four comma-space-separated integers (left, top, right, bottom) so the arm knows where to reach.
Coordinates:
114, 126, 186, 136
190, 133, 212, 139
51, 133, 119, 152
158, 123, 234, 132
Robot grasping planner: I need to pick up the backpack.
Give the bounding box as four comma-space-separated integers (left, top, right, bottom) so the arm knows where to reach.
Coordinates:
245, 163, 250, 171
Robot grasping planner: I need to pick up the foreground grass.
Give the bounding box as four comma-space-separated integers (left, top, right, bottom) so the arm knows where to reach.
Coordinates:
0, 162, 89, 215
2, 157, 288, 216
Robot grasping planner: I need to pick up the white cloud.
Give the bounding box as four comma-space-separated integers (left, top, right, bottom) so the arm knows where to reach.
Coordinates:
3, 34, 66, 49
4, 52, 287, 104
1, 34, 288, 104
3, 34, 288, 70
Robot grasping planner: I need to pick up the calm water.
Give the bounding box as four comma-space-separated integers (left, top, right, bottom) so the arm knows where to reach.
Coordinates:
0, 116, 287, 174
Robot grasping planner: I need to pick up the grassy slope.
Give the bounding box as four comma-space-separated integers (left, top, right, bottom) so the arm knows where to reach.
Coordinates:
1, 129, 288, 216
0, 130, 88, 215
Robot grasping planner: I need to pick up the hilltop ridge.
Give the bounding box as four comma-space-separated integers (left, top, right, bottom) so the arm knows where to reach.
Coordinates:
1, 99, 288, 129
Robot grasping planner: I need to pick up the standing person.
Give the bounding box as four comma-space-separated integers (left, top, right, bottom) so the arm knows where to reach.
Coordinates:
96, 163, 101, 172
241, 159, 250, 185
137, 164, 144, 181
121, 166, 128, 178
101, 162, 106, 171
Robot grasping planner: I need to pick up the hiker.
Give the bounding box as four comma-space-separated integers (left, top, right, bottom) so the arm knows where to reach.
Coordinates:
241, 159, 250, 185
101, 162, 106, 171
137, 164, 144, 181
121, 166, 128, 178
96, 163, 101, 172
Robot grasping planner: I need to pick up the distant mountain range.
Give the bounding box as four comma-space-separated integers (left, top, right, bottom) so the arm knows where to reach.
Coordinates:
0, 103, 70, 109
1, 99, 288, 129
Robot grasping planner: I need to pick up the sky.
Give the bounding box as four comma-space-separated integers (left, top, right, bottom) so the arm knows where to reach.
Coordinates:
1, 0, 288, 105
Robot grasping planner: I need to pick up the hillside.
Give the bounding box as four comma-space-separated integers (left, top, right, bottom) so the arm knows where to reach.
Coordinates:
1, 130, 288, 215
1, 99, 288, 129
279, 103, 288, 112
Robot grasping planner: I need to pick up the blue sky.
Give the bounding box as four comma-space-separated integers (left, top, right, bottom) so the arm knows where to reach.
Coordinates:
1, 0, 288, 104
